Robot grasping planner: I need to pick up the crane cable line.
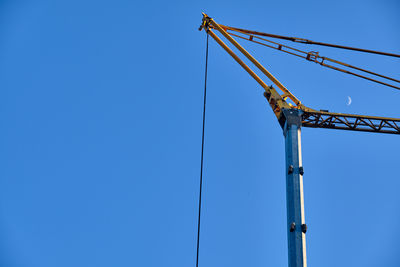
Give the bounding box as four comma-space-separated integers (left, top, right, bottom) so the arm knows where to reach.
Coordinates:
228, 31, 400, 84
196, 32, 209, 267
225, 30, 400, 90
221, 25, 400, 58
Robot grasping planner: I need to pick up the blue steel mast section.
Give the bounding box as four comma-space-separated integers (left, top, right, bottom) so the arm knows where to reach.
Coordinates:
283, 109, 307, 267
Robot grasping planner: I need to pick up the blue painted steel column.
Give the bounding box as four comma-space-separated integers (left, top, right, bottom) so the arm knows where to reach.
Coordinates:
283, 109, 307, 267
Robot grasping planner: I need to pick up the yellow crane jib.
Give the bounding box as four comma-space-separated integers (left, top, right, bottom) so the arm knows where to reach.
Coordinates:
199, 13, 400, 134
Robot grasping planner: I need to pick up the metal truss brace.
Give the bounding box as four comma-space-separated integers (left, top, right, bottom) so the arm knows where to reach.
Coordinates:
302, 111, 400, 134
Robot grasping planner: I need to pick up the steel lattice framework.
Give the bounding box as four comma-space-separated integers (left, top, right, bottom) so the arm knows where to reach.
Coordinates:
302, 111, 400, 134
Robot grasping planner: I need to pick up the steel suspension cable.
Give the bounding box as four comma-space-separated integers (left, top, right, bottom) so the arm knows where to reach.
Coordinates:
221, 25, 400, 58
226, 30, 400, 90
196, 32, 209, 267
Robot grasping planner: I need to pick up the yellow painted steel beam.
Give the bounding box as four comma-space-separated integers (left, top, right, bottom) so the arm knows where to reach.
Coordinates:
207, 30, 269, 91
203, 13, 302, 108
206, 29, 292, 120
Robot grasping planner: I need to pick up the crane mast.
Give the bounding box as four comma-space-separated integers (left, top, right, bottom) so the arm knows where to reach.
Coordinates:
199, 13, 400, 267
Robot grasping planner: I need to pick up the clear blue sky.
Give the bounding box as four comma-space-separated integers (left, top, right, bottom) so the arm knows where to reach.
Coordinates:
1, 0, 399, 266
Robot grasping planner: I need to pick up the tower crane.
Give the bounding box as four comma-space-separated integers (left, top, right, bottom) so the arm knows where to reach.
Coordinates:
198, 13, 400, 267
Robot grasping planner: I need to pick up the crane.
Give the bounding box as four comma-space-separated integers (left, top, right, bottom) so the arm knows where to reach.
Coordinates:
198, 13, 400, 267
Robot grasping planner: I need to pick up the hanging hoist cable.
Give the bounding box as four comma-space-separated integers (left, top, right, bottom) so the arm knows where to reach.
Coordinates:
224, 29, 400, 90
196, 32, 209, 267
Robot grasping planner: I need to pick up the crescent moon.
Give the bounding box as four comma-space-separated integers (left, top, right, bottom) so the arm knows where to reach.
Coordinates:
347, 96, 352, 106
